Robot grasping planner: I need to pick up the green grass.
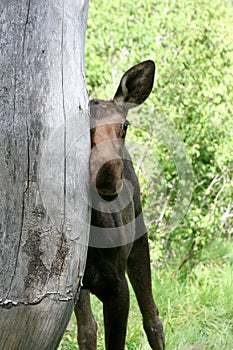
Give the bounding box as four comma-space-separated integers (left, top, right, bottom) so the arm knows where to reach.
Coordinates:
59, 239, 233, 349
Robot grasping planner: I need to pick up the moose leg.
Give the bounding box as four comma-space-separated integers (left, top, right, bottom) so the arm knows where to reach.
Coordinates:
101, 277, 129, 350
127, 234, 165, 350
74, 289, 97, 350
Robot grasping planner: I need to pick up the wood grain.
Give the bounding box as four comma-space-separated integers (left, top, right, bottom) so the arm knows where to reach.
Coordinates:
0, 0, 90, 348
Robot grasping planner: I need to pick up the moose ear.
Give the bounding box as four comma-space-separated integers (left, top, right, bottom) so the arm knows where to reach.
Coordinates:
113, 60, 155, 108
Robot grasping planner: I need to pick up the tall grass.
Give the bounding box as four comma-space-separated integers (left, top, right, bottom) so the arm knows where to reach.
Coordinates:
59, 239, 233, 349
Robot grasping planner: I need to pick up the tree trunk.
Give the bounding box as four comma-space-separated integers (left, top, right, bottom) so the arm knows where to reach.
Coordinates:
0, 1, 90, 349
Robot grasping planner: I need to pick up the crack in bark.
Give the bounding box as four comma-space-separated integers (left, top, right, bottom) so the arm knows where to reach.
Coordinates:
6, 188, 26, 299
61, 0, 67, 230
57, 0, 67, 278
0, 291, 75, 309
25, 121, 31, 191
22, 0, 31, 56
6, 124, 29, 298
6, 1, 32, 298
7, 90, 31, 298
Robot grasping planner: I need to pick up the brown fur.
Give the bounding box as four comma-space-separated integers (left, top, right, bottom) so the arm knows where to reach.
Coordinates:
75, 61, 165, 350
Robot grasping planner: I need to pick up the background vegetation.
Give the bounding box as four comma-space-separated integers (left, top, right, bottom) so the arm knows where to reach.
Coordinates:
60, 0, 233, 348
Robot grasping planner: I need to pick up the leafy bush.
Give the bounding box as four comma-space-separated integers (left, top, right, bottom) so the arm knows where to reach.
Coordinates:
86, 0, 233, 259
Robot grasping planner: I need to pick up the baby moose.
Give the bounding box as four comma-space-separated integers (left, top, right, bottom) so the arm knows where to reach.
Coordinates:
75, 60, 165, 350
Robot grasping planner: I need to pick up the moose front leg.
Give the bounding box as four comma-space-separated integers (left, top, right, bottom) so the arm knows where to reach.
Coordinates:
101, 277, 130, 350
74, 289, 97, 350
127, 233, 165, 350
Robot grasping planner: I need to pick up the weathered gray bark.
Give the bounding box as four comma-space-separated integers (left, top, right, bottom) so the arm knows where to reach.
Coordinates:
0, 0, 90, 349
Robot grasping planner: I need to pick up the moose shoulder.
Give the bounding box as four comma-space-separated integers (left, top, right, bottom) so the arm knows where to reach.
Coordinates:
75, 60, 165, 350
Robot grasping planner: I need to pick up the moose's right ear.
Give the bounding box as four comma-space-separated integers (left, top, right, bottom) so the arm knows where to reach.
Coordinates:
113, 60, 155, 108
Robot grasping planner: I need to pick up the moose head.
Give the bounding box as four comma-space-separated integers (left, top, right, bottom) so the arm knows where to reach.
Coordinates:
89, 60, 155, 197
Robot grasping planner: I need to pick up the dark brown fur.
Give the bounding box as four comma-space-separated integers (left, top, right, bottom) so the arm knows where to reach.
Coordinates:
75, 61, 165, 350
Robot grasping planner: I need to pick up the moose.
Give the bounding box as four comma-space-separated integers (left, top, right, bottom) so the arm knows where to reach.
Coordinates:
75, 60, 165, 350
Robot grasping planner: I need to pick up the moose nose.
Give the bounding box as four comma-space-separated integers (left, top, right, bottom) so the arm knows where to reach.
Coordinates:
94, 158, 123, 196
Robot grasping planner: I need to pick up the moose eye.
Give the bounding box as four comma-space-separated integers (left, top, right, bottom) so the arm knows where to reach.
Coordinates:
123, 120, 130, 132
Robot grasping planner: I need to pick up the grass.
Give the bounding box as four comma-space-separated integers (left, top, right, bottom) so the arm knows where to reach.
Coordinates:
59, 239, 233, 349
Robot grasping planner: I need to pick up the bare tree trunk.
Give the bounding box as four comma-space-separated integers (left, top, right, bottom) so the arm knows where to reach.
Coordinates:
0, 1, 90, 349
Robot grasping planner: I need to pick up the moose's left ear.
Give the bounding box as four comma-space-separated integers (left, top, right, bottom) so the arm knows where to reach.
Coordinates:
113, 60, 155, 108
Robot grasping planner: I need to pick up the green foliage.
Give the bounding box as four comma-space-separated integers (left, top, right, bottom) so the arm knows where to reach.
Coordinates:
86, 0, 233, 258
60, 1, 233, 347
